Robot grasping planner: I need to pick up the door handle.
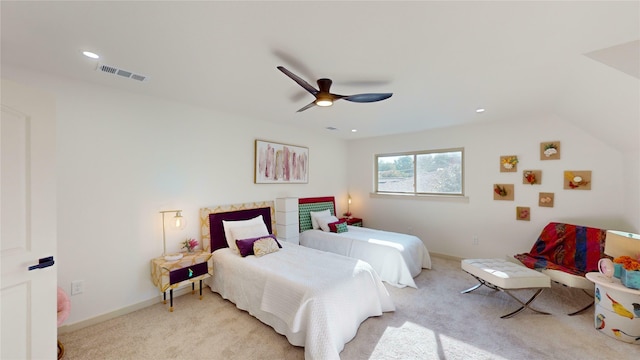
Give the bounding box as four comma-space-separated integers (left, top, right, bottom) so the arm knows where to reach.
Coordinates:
28, 256, 55, 271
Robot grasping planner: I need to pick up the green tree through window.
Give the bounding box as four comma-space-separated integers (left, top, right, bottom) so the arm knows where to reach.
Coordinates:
376, 149, 463, 195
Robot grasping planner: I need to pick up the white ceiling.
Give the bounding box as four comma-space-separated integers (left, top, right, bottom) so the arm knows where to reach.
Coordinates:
2, 1, 639, 149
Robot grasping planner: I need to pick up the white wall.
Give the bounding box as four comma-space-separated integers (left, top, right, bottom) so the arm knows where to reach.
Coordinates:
4, 67, 348, 325
623, 148, 640, 229
347, 114, 636, 259
5, 66, 637, 326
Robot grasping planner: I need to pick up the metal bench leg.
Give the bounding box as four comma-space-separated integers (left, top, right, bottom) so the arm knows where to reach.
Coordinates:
462, 271, 550, 319
500, 288, 551, 319
461, 273, 500, 293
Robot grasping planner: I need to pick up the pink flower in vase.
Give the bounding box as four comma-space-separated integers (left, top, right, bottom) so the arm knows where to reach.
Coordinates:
182, 238, 199, 252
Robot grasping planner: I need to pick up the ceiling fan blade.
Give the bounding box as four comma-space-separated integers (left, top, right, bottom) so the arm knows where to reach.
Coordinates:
289, 91, 309, 103
277, 66, 318, 95
343, 93, 393, 103
272, 50, 317, 81
297, 101, 317, 112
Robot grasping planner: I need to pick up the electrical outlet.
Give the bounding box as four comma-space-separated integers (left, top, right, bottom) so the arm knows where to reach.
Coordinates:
473, 236, 479, 245
71, 280, 84, 295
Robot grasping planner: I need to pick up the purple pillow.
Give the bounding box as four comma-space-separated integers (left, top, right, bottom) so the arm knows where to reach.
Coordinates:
236, 234, 282, 257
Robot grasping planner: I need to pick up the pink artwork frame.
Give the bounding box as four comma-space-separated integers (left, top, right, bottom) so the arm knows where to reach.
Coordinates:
255, 140, 309, 184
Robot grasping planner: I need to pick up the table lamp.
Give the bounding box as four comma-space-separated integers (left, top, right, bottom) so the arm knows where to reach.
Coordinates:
160, 210, 187, 259
604, 230, 640, 259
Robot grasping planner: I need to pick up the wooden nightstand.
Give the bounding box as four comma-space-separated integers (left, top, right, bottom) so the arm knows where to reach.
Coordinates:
341, 217, 363, 227
150, 250, 212, 312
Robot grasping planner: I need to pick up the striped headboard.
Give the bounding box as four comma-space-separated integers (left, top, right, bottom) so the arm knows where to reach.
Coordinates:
298, 197, 336, 232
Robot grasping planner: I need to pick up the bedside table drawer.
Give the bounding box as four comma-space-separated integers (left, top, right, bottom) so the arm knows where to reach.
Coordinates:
169, 262, 208, 284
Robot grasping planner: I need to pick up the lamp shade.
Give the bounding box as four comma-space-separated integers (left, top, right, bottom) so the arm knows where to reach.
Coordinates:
604, 230, 640, 259
171, 211, 187, 230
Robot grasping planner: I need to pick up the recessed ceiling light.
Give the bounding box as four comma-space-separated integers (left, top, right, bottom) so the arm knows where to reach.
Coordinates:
82, 51, 100, 59
476, 108, 485, 113
351, 129, 357, 133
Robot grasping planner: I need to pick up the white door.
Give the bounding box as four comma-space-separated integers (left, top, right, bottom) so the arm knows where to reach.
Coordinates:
1, 79, 57, 359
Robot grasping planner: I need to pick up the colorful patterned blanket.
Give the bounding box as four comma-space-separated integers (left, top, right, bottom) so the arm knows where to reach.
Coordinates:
514, 222, 607, 276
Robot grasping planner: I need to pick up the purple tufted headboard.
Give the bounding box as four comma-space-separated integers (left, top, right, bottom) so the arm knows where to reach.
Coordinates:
208, 207, 272, 252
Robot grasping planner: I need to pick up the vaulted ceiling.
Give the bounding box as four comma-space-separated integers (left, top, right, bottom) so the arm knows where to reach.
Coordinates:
2, 1, 638, 150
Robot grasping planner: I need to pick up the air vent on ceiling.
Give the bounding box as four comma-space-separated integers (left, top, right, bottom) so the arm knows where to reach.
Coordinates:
96, 63, 148, 82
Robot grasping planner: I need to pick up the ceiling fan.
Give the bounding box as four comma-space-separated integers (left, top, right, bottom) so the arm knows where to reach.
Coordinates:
277, 66, 393, 112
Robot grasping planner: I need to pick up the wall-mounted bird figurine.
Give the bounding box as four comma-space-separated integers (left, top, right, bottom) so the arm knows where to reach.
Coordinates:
606, 293, 634, 319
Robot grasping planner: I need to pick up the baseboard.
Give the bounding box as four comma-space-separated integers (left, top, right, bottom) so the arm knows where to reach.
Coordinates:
58, 286, 197, 335
429, 252, 463, 261
430, 252, 520, 263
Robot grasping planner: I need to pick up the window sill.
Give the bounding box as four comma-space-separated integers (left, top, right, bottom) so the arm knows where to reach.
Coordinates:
369, 192, 469, 203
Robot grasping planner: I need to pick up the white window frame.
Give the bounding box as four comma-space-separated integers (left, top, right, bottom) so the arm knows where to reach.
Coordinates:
375, 147, 465, 197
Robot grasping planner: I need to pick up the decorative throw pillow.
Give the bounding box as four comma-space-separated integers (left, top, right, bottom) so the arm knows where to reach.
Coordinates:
236, 234, 281, 257
329, 219, 348, 233
253, 237, 280, 257
318, 215, 340, 232
309, 209, 331, 230
226, 220, 268, 253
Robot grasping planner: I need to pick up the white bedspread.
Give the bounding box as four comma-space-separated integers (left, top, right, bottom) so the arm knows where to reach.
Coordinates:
300, 226, 431, 288
205, 242, 394, 360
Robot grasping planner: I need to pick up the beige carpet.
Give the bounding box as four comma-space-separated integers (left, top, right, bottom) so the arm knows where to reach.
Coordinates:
59, 256, 638, 359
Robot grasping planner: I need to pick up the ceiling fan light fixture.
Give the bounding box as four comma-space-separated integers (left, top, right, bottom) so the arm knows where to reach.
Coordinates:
315, 95, 333, 107
277, 66, 392, 112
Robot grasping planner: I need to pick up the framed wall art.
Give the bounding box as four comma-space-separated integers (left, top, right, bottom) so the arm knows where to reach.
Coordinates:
539, 192, 554, 207
516, 206, 531, 221
493, 184, 514, 200
523, 170, 542, 185
500, 155, 518, 172
563, 170, 591, 190
540, 141, 560, 160
254, 140, 309, 184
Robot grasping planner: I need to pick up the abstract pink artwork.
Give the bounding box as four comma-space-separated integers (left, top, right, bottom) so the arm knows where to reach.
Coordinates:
255, 140, 308, 183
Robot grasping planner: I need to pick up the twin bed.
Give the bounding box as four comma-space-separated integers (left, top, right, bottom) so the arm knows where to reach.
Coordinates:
199, 197, 431, 359
200, 201, 394, 360
298, 196, 431, 288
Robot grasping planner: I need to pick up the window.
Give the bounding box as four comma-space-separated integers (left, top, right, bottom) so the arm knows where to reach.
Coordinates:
376, 148, 464, 196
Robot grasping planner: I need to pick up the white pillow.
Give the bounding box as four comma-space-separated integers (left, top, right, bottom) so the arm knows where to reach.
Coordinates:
222, 215, 265, 252
231, 223, 269, 241
227, 223, 269, 253
317, 215, 340, 232
309, 209, 331, 230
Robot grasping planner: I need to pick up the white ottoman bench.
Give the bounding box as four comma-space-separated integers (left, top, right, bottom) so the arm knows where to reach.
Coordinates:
461, 258, 551, 318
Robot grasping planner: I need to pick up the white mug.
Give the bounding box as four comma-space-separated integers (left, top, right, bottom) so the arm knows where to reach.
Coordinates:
598, 258, 614, 278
